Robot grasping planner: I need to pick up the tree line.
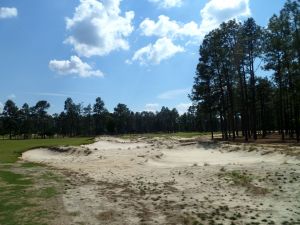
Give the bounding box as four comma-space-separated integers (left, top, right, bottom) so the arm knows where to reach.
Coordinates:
190, 0, 300, 142
1, 0, 298, 141
0, 97, 202, 139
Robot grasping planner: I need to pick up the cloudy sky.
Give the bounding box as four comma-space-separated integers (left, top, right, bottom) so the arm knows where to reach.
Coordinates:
0, 0, 285, 114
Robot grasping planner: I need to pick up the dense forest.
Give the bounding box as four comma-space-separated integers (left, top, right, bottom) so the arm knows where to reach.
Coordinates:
0, 97, 200, 139
191, 0, 300, 142
0, 0, 299, 141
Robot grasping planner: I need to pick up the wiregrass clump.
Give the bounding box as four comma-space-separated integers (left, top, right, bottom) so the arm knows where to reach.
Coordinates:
220, 170, 269, 195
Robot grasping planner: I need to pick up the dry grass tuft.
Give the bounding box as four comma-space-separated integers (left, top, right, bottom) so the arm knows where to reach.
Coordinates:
96, 210, 116, 221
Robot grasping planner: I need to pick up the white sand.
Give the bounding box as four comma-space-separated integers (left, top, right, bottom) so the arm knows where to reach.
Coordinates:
22, 137, 300, 225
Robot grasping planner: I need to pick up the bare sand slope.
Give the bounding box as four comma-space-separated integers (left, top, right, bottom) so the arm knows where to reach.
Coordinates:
22, 137, 300, 225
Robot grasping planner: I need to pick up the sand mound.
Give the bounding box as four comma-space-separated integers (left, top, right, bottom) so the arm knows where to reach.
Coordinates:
22, 138, 297, 169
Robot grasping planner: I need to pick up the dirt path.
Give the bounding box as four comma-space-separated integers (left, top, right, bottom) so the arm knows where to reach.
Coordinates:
22, 136, 300, 225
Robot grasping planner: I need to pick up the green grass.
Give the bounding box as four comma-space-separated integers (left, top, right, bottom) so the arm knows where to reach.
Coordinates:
0, 137, 95, 224
39, 171, 62, 182
0, 170, 33, 185
220, 170, 269, 195
37, 187, 58, 199
121, 132, 211, 139
0, 170, 39, 225
224, 170, 253, 186
0, 168, 65, 225
0, 184, 50, 225
0, 137, 94, 163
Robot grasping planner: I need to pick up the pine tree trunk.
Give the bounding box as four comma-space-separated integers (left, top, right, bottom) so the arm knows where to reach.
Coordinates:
278, 64, 285, 141
209, 112, 214, 140
250, 56, 257, 140
242, 66, 249, 141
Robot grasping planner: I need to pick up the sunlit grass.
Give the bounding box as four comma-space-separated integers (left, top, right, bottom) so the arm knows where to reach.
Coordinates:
0, 170, 33, 185
0, 137, 96, 224
0, 137, 95, 163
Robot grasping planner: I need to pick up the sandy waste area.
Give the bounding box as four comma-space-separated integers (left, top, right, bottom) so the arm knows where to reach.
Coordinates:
22, 136, 300, 225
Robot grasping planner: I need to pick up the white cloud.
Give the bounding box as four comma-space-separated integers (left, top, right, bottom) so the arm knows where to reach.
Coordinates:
140, 15, 201, 39
49, 55, 103, 78
176, 102, 192, 114
148, 0, 183, 8
7, 94, 16, 100
158, 88, 189, 100
140, 16, 179, 38
0, 7, 18, 19
0, 102, 3, 113
131, 37, 184, 65
200, 0, 250, 34
65, 0, 134, 57
145, 103, 160, 112
133, 0, 250, 65
139, 0, 250, 43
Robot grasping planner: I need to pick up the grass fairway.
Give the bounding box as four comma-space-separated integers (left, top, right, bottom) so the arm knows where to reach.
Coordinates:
0, 166, 64, 225
0, 137, 95, 225
0, 137, 94, 163
121, 132, 211, 139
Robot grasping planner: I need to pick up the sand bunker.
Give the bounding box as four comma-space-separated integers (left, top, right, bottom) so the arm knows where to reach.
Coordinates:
22, 137, 300, 225
22, 138, 297, 168
148, 148, 296, 168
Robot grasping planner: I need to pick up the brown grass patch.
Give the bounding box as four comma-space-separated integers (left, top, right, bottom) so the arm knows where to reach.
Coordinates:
96, 210, 116, 221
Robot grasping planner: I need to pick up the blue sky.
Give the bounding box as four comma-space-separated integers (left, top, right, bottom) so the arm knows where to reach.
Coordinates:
0, 0, 285, 114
